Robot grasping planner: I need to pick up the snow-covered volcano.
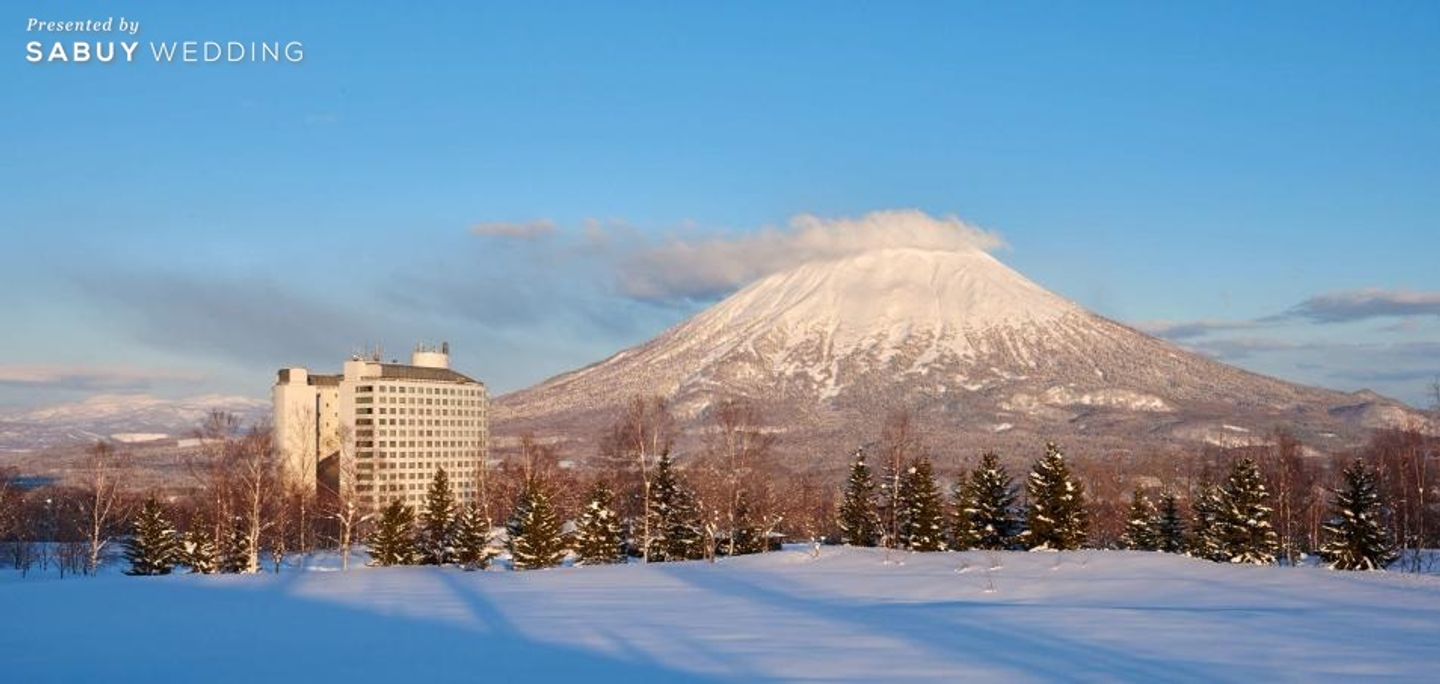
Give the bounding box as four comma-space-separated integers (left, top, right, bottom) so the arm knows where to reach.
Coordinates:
497, 247, 1422, 461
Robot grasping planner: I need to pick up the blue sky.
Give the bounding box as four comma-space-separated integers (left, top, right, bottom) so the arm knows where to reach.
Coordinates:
2, 1, 1438, 409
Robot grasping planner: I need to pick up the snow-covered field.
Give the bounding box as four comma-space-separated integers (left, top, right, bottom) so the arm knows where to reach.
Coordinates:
5, 547, 1440, 682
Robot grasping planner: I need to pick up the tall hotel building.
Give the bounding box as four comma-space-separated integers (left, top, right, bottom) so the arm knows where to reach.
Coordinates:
273, 343, 487, 510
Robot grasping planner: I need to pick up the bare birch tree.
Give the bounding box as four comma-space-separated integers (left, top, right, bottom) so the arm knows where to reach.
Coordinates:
77, 442, 131, 575
1257, 430, 1320, 565
234, 424, 279, 573
192, 411, 277, 574
189, 410, 242, 556
878, 410, 922, 551
598, 396, 676, 562
324, 424, 366, 571
279, 406, 321, 559
698, 400, 777, 556
781, 470, 837, 553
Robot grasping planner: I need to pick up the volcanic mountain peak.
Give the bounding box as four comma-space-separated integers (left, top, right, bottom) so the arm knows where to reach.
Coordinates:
688, 247, 1079, 354
497, 247, 1424, 461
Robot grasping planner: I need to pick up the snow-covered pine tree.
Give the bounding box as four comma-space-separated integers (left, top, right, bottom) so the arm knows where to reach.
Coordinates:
965, 452, 1020, 550
419, 467, 457, 565
1120, 488, 1160, 551
124, 497, 181, 576
1188, 484, 1226, 562
183, 511, 219, 574
646, 452, 704, 562
1218, 458, 1280, 565
837, 452, 881, 547
574, 481, 626, 565
1156, 491, 1187, 554
1319, 459, 1398, 571
950, 479, 978, 551
1023, 442, 1088, 551
507, 485, 532, 547
644, 454, 674, 561
728, 490, 765, 555
664, 480, 705, 561
218, 517, 251, 574
897, 458, 947, 552
452, 503, 496, 570
508, 479, 567, 570
369, 499, 417, 566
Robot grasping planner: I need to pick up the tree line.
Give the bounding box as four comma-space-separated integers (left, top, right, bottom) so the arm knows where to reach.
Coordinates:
838, 435, 1401, 571
362, 399, 785, 572
1, 396, 1435, 577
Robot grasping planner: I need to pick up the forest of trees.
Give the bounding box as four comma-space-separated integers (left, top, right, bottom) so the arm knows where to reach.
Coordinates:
1, 395, 1437, 578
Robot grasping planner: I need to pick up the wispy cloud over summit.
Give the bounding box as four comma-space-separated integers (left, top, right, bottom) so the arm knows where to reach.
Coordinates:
616, 210, 1006, 302
465, 210, 1006, 305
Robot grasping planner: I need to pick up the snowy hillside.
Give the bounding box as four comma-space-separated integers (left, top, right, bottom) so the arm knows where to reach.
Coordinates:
0, 394, 267, 452
498, 247, 1423, 461
4, 547, 1439, 682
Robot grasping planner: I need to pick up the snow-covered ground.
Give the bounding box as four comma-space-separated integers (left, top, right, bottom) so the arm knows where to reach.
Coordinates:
4, 547, 1440, 682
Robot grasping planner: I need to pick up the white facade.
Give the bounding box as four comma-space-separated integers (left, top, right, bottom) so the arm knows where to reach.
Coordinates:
273, 343, 488, 510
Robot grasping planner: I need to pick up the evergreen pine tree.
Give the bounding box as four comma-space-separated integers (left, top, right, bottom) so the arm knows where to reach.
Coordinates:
1217, 458, 1280, 565
419, 467, 457, 565
369, 499, 418, 567
1156, 491, 1187, 554
183, 512, 219, 574
897, 459, 947, 552
508, 479, 567, 570
124, 497, 181, 576
218, 517, 250, 574
1188, 484, 1227, 562
1319, 459, 1398, 571
574, 481, 626, 565
965, 452, 1020, 550
836, 452, 881, 547
950, 479, 979, 551
1023, 442, 1088, 551
664, 481, 705, 561
452, 504, 496, 570
1120, 488, 1160, 551
728, 490, 766, 555
646, 452, 704, 562
507, 486, 532, 548
645, 455, 674, 561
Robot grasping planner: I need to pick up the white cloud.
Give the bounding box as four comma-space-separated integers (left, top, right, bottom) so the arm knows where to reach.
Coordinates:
616, 210, 1005, 301
0, 365, 207, 390
1280, 288, 1440, 323
1135, 319, 1262, 340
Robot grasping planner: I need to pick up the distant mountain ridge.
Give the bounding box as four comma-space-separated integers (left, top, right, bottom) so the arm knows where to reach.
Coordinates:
0, 394, 267, 452
496, 247, 1426, 464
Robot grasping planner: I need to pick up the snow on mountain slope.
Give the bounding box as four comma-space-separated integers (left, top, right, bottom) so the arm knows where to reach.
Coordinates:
686, 247, 1078, 353
5, 547, 1440, 682
0, 394, 267, 452
498, 247, 1422, 460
